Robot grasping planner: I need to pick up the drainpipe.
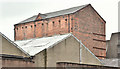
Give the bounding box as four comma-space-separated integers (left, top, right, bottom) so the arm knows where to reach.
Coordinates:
44, 49, 47, 68
80, 41, 82, 63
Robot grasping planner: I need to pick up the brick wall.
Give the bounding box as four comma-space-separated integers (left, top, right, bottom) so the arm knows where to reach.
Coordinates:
15, 22, 35, 40
14, 4, 106, 59
72, 5, 106, 59
14, 14, 72, 40
1, 58, 34, 67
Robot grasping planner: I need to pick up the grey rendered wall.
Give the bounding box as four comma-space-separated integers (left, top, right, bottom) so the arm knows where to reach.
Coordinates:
33, 50, 46, 67
46, 36, 101, 67
0, 35, 2, 68
106, 33, 118, 58
1, 34, 27, 57
81, 43, 101, 65
47, 36, 80, 67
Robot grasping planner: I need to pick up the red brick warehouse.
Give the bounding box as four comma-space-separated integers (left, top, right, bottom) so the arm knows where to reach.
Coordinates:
14, 4, 106, 59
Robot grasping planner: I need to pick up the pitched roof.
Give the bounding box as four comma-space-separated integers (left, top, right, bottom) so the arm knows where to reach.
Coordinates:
14, 33, 72, 56
0, 32, 29, 56
14, 33, 101, 63
44, 4, 87, 19
19, 15, 37, 24
16, 4, 88, 24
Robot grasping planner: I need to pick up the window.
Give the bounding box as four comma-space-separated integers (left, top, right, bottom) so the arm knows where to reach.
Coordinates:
53, 21, 54, 26
42, 23, 44, 26
25, 26, 27, 28
46, 23, 48, 30
34, 25, 36, 27
42, 23, 44, 31
58, 20, 61, 28
53, 21, 54, 23
65, 19, 67, 21
58, 20, 60, 22
71, 18, 73, 20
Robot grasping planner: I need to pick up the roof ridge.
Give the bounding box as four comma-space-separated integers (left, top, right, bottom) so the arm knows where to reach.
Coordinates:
15, 4, 89, 25
43, 4, 89, 15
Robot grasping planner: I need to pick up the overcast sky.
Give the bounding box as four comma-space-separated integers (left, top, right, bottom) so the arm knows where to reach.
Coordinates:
0, 0, 119, 41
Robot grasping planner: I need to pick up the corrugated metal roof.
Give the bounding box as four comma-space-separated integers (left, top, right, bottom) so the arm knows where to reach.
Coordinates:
17, 4, 88, 24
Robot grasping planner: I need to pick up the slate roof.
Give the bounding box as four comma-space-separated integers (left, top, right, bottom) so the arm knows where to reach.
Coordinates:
101, 59, 119, 67
19, 15, 37, 24
17, 4, 88, 24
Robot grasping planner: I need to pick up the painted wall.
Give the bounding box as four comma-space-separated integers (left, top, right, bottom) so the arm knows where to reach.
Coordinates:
47, 36, 80, 67
46, 36, 101, 67
0, 34, 27, 57
33, 50, 46, 67
81, 44, 101, 65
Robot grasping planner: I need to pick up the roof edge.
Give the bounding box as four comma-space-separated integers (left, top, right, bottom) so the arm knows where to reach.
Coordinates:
44, 33, 102, 64
71, 34, 102, 64
89, 4, 106, 23
14, 4, 89, 25
0, 32, 30, 57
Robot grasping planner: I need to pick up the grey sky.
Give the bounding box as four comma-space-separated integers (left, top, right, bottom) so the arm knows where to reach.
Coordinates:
0, 0, 119, 40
